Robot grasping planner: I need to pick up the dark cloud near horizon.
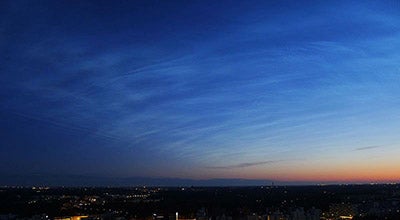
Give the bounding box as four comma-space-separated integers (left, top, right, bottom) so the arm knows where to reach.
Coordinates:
354, 146, 382, 151
206, 160, 281, 169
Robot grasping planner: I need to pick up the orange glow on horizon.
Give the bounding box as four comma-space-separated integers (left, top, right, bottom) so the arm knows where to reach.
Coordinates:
202, 161, 400, 183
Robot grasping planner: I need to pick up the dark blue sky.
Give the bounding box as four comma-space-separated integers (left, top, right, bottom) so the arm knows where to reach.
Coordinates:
1, 0, 400, 184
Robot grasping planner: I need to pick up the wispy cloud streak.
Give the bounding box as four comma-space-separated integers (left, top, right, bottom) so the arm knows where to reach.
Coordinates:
206, 160, 282, 169
354, 146, 382, 151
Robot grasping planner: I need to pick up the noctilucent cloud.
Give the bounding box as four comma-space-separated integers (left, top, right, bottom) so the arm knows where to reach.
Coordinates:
1, 0, 400, 184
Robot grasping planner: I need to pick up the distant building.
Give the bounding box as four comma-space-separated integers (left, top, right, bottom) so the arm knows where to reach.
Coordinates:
305, 207, 320, 220
324, 204, 357, 219
196, 207, 208, 220
289, 207, 306, 220
246, 214, 257, 220
54, 216, 89, 220
268, 211, 286, 220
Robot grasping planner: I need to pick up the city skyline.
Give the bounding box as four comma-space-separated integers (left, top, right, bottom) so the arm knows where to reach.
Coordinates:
1, 0, 400, 185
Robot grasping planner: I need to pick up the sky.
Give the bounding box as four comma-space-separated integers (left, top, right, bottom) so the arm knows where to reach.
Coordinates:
1, 0, 400, 185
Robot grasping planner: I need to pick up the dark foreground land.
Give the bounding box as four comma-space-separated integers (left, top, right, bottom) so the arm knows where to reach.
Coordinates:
1, 184, 400, 220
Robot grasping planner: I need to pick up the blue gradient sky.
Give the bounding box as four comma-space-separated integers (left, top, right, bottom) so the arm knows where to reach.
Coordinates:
1, 0, 400, 183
